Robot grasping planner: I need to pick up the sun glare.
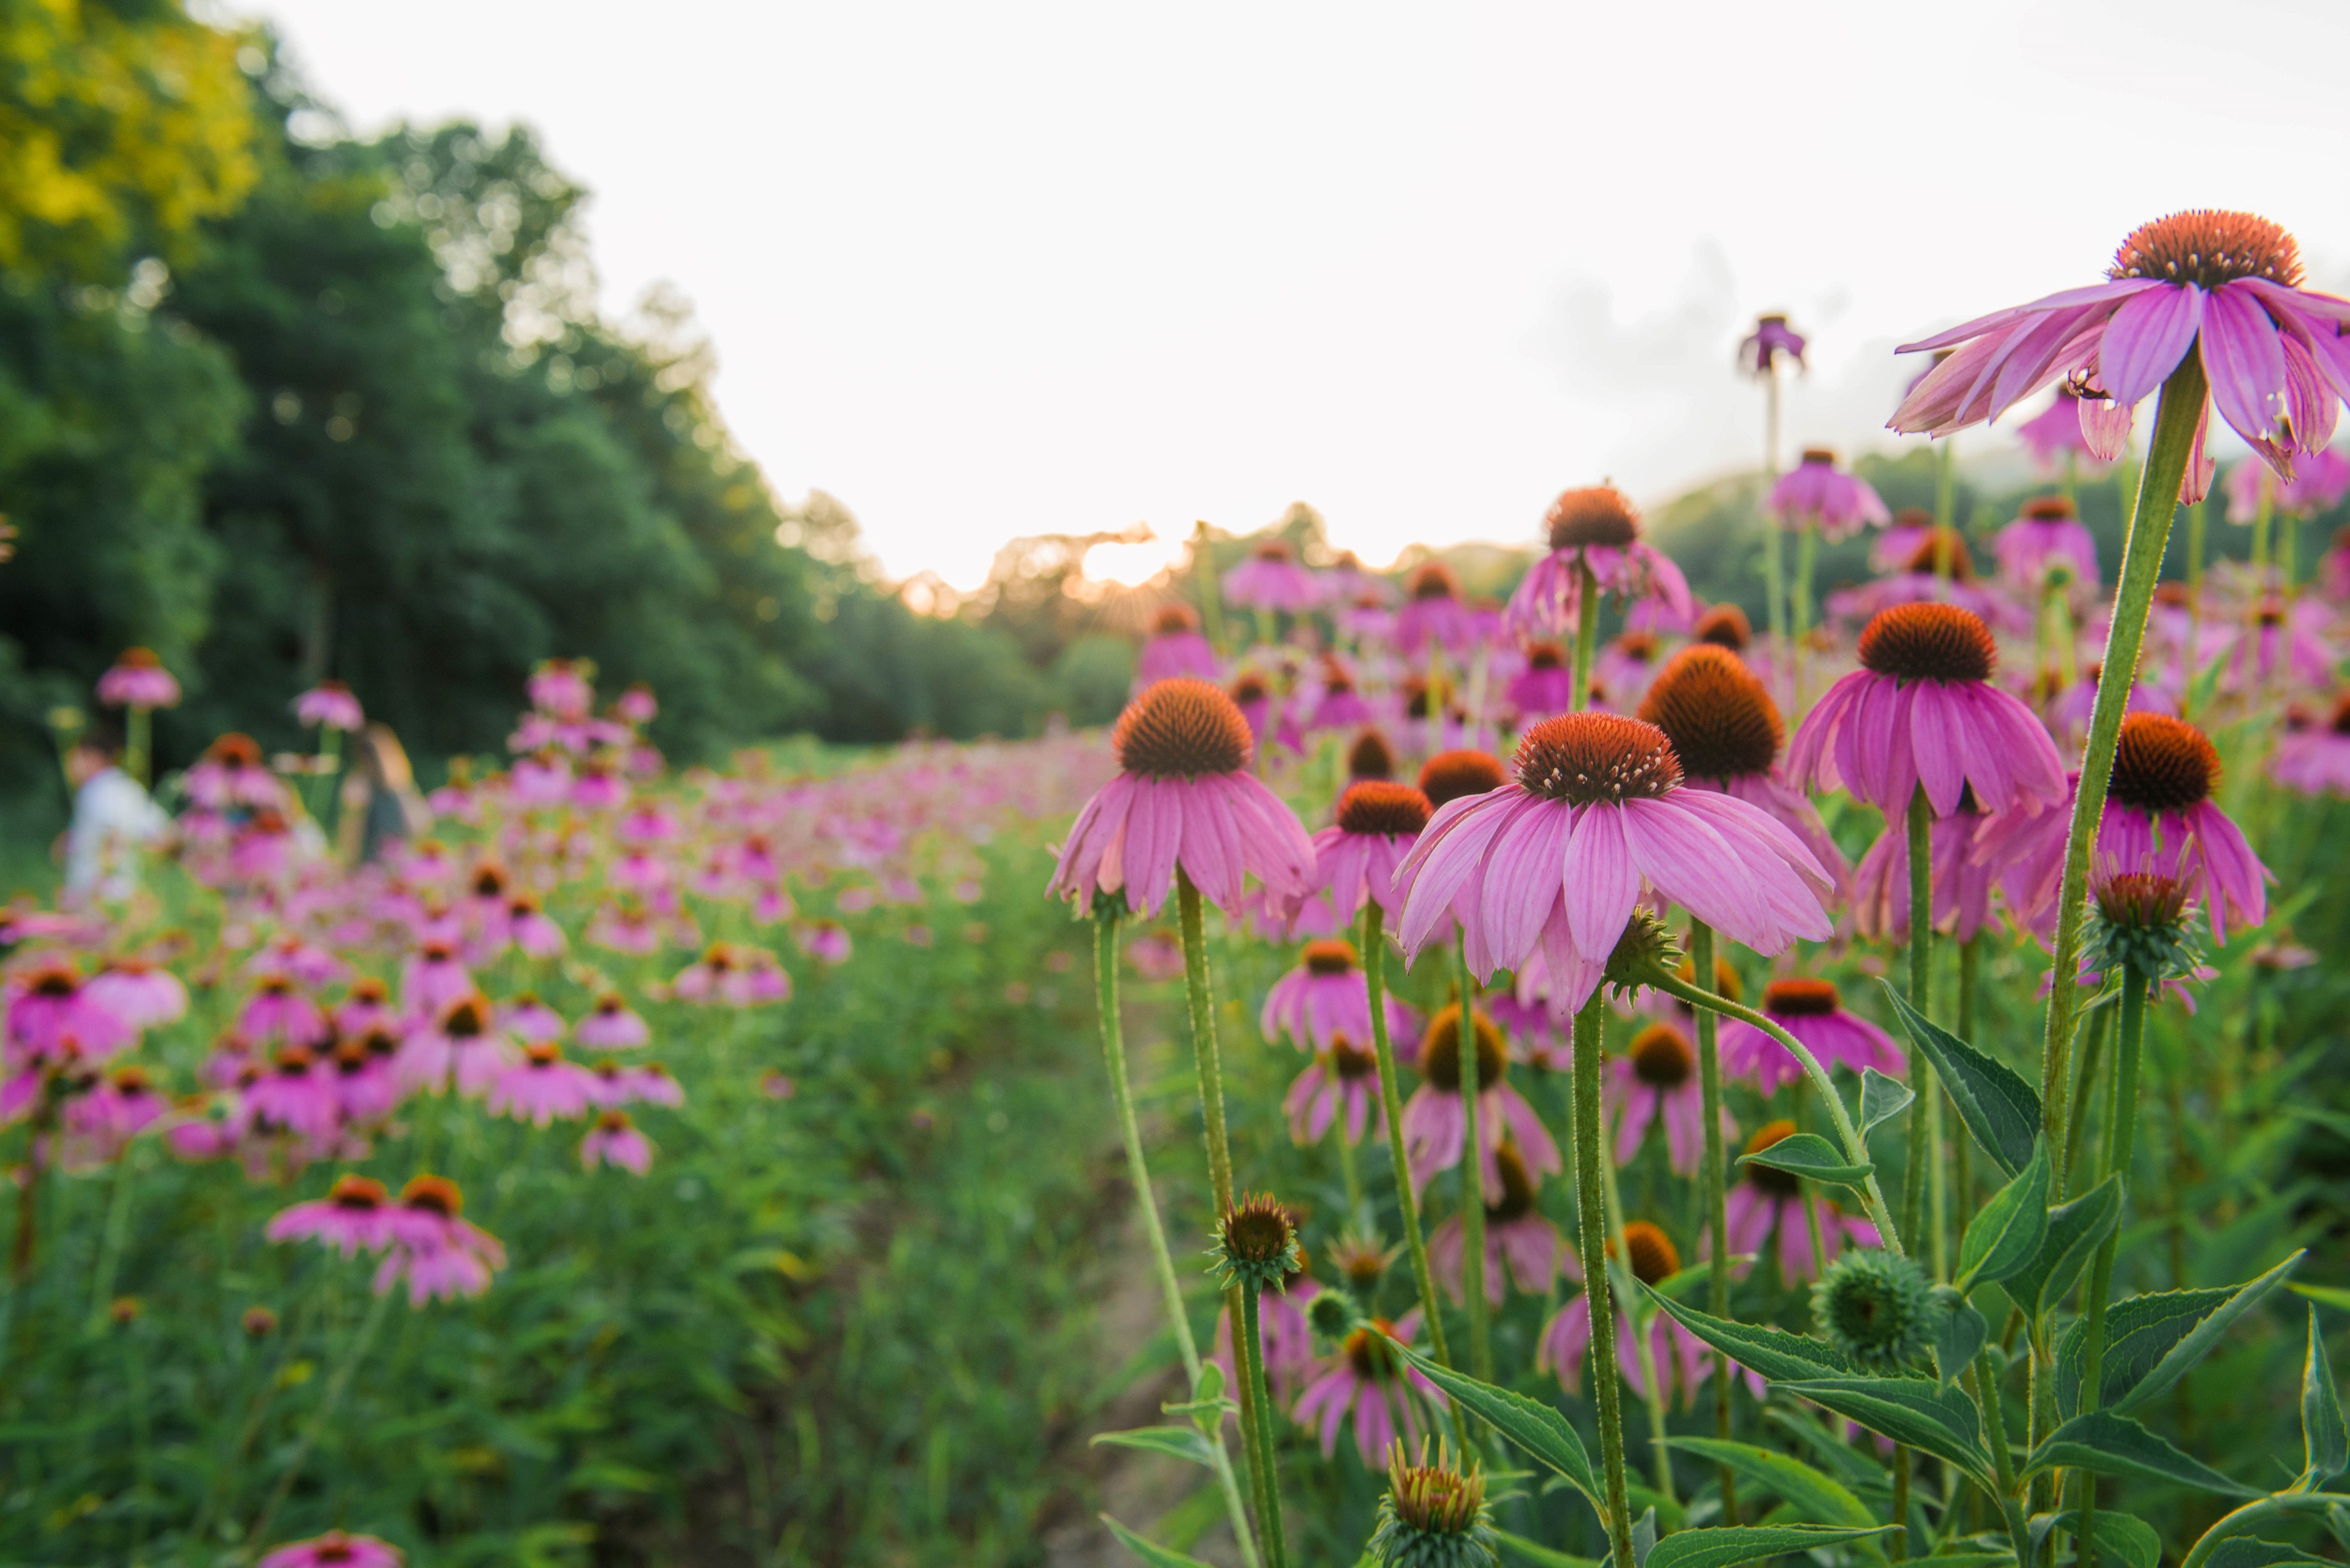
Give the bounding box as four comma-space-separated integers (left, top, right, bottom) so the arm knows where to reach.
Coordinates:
1081, 534, 1184, 588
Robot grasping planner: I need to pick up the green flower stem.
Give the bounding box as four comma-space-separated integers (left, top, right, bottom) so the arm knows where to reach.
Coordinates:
1970, 1347, 2035, 1568
1175, 871, 1270, 1546
311, 724, 344, 827
1572, 561, 1601, 714
1360, 903, 1452, 1368
1592, 1131, 1671, 1502
1690, 921, 1738, 1521
1336, 1124, 1364, 1230
2066, 977, 2148, 1568
2063, 1005, 2111, 1189
1570, 997, 1637, 1568
1091, 910, 1262, 1568
242, 1283, 394, 1551
1901, 790, 1943, 1278
1892, 1445, 1911, 1562
1456, 937, 1494, 1382
1936, 436, 1958, 531
1792, 524, 1820, 711
1655, 976, 1905, 1258
1763, 524, 1789, 665
1238, 1283, 1289, 1568
2038, 355, 2207, 1195
125, 705, 151, 790
86, 1147, 140, 1327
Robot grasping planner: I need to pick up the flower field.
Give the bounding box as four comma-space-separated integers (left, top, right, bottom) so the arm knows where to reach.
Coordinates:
13, 207, 2350, 1568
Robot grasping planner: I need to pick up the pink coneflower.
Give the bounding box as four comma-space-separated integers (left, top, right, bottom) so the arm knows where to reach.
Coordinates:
1292, 1310, 1446, 1465
1394, 561, 1484, 657
1995, 495, 2101, 597
183, 733, 287, 810
83, 958, 188, 1032
1636, 644, 1849, 901
498, 993, 565, 1043
266, 1173, 400, 1257
1506, 485, 1695, 638
62, 1064, 167, 1162
1850, 805, 2006, 944
510, 750, 573, 808
1135, 603, 1220, 688
1788, 603, 2065, 819
333, 977, 393, 1037
1717, 978, 1904, 1097
327, 1035, 402, 1122
245, 1046, 340, 1142
1605, 1021, 1725, 1174
1718, 1120, 1879, 1284
1505, 642, 1579, 718
505, 893, 566, 958
398, 993, 513, 1097
570, 759, 629, 812
1048, 679, 1315, 917
6, 959, 135, 1066
1284, 1030, 1384, 1145
588, 1059, 685, 1109
1260, 939, 1422, 1054
249, 935, 346, 991
238, 974, 328, 1048
2225, 446, 2350, 522
1892, 211, 2350, 486
1305, 661, 1377, 733
258, 1529, 405, 1568
2214, 595, 2336, 693
1595, 631, 1665, 706
575, 993, 649, 1050
2273, 693, 2350, 795
2014, 386, 2111, 474
400, 940, 473, 1020
586, 900, 662, 956
96, 647, 180, 710
1222, 539, 1326, 614
673, 942, 793, 1005
528, 658, 594, 719
1427, 1143, 1561, 1306
488, 1043, 600, 1126
1828, 529, 2025, 634
618, 804, 680, 846
1397, 714, 1833, 1014
1301, 781, 1436, 931
580, 1108, 654, 1173
1399, 1004, 1559, 1199
292, 679, 365, 732
1538, 1221, 1710, 1403
798, 921, 852, 965
1766, 449, 1890, 542
1740, 313, 1806, 377
614, 682, 659, 725
377, 1175, 506, 1304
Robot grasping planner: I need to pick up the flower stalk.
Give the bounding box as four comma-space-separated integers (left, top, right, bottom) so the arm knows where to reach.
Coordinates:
1237, 1283, 1290, 1568
1690, 920, 1738, 1520
1455, 938, 1494, 1383
2066, 973, 2149, 1568
1569, 995, 1637, 1568
1360, 903, 1452, 1368
1571, 561, 1601, 713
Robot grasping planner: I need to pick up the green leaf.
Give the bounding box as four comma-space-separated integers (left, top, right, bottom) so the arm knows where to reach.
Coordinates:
1957, 1140, 2050, 1292
1640, 1285, 1858, 1382
2022, 1411, 2258, 1498
1773, 1377, 1995, 1489
1496, 1530, 1603, 1568
1100, 1513, 1216, 1568
1737, 1131, 1873, 1189
1658, 1438, 1877, 1529
1089, 1426, 1217, 1467
2202, 1541, 2335, 1568
1644, 1524, 1902, 1568
1384, 1334, 1603, 1509
1860, 1068, 1914, 1140
2293, 1285, 2350, 1313
1882, 983, 2038, 1178
1928, 1286, 1989, 1392
1634, 1505, 1659, 1568
2056, 1253, 2303, 1418
2301, 1304, 2348, 1489
2005, 1177, 2120, 1326
2028, 1510, 2160, 1568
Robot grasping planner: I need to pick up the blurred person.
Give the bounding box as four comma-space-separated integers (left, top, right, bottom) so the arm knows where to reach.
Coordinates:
61, 730, 171, 905
338, 723, 430, 866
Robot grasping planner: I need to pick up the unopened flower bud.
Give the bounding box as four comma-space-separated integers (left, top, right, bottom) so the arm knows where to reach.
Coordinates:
1812, 1249, 1932, 1373
1368, 1438, 1499, 1567
1211, 1193, 1302, 1294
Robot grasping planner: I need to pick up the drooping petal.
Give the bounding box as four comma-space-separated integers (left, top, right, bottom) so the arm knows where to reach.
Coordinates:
1476, 796, 1574, 975
1560, 804, 1639, 960
2203, 283, 2294, 465
2099, 282, 2206, 407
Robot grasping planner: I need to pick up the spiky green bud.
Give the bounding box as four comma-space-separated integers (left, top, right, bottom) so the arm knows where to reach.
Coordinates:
1367, 1438, 1500, 1568
1812, 1248, 1932, 1373
1209, 1193, 1301, 1295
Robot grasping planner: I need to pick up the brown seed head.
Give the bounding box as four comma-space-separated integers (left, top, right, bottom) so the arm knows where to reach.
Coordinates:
1113, 679, 1253, 778
1513, 714, 1683, 804
2110, 210, 2302, 290
1628, 1021, 1695, 1089
1856, 603, 1998, 684
1408, 561, 1460, 601
1743, 1119, 1802, 1196
1639, 645, 1782, 780
398, 1174, 463, 1218
1417, 749, 1505, 808
2022, 495, 2077, 522
1694, 603, 1752, 651
1618, 1220, 1681, 1285
1902, 527, 1975, 580
1302, 939, 1360, 976
1764, 977, 1841, 1016
2109, 712, 2218, 814
1545, 485, 1641, 550
1419, 1004, 1505, 1093
1347, 728, 1396, 780
1151, 603, 1199, 636
1337, 780, 1433, 837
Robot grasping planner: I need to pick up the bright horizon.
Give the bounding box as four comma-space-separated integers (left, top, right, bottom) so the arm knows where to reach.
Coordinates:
243, 0, 2350, 592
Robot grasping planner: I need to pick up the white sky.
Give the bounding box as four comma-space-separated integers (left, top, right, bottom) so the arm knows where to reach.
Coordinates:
246, 0, 2350, 591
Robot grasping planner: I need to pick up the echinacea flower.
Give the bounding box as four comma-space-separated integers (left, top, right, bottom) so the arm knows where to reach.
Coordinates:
1893, 210, 2350, 486
1048, 679, 1315, 917
82, 958, 188, 1032
487, 1043, 600, 1126
239, 974, 328, 1048
1716, 978, 1904, 1097
2271, 692, 2350, 795
267, 1173, 400, 1257
673, 942, 792, 1005
1766, 449, 1890, 541
1305, 660, 1378, 734
61, 1064, 167, 1163
1505, 642, 1579, 718
614, 682, 658, 724
1292, 1309, 1446, 1465
1829, 527, 2027, 634
1604, 1020, 1728, 1173
1717, 1120, 1879, 1284
400, 940, 473, 1019
326, 1036, 402, 1123
1427, 1142, 1562, 1306
1637, 644, 1849, 900
183, 733, 287, 810
1536, 1221, 1711, 1403
293, 679, 365, 732
1301, 780, 1435, 928
1222, 539, 1326, 614
96, 647, 180, 710
397, 993, 514, 1097
258, 1529, 404, 1568
504, 894, 566, 958
377, 1175, 507, 1304
1739, 313, 1806, 377
1398, 713, 1833, 1014
1135, 603, 1221, 688
580, 1108, 654, 1173
1851, 796, 2022, 944
1505, 485, 1694, 638
2226, 446, 2350, 524
1787, 603, 2065, 819
1284, 1031, 1384, 1146
1399, 1003, 1559, 1199
6, 959, 135, 1066
527, 658, 594, 719
575, 992, 649, 1050
1261, 939, 1422, 1053
2013, 385, 2112, 474
245, 1046, 340, 1142
1394, 562, 1484, 657
1994, 495, 2101, 597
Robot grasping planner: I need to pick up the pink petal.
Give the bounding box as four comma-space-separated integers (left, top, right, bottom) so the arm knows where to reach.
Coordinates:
2099, 283, 2206, 407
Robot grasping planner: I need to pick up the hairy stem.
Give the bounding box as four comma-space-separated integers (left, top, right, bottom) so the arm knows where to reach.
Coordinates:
1572, 997, 1636, 1566
1238, 1284, 1289, 1568
1572, 561, 1601, 714
1360, 903, 1451, 1367
1690, 922, 1738, 1521
1456, 937, 1494, 1382
2067, 977, 2146, 1568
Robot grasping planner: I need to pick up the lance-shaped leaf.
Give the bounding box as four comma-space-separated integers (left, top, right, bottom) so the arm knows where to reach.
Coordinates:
1883, 983, 2038, 1178
1737, 1131, 1873, 1189
1639, 1285, 1857, 1382
2005, 1177, 2119, 1326
1929, 1286, 1989, 1392
2056, 1253, 2303, 1418
1101, 1514, 1216, 1567
1659, 1438, 1877, 1530
1089, 1426, 1216, 1467
2022, 1410, 2259, 1498
1773, 1376, 1996, 1490
2029, 1509, 2161, 1568
1495, 1528, 1602, 1567
1957, 1139, 2051, 1292
2302, 1304, 2348, 1489
1634, 1506, 1658, 1568
1644, 1524, 1902, 1568
1860, 1068, 1914, 1140
1384, 1333, 1602, 1509
2204, 1541, 2337, 1568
